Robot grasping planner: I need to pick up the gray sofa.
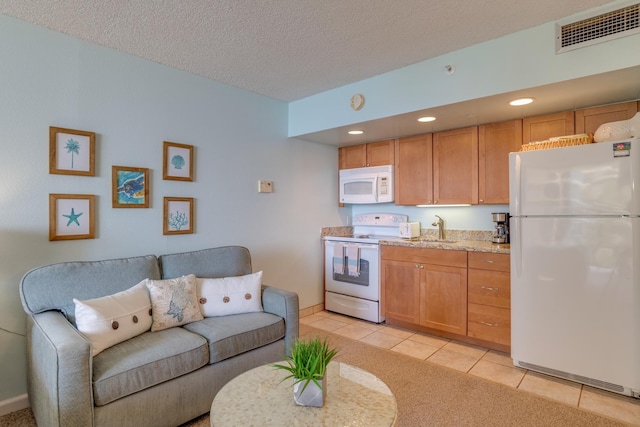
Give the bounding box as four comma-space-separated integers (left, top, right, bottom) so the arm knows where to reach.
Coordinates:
19, 246, 299, 427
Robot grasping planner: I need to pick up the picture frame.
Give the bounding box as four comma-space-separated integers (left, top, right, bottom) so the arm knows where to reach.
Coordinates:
163, 141, 194, 181
112, 166, 149, 208
49, 126, 96, 176
163, 197, 194, 235
49, 194, 95, 241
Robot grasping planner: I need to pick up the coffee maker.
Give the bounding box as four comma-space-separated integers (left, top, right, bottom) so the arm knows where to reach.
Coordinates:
491, 212, 510, 244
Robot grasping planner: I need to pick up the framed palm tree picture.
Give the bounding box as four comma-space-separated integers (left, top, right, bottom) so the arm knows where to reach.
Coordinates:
49, 126, 96, 176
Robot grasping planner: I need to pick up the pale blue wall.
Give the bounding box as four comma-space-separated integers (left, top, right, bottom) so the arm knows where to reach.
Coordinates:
351, 204, 508, 232
289, 0, 640, 136
0, 14, 344, 402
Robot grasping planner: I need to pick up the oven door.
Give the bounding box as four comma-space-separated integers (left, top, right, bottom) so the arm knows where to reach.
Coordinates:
324, 241, 380, 301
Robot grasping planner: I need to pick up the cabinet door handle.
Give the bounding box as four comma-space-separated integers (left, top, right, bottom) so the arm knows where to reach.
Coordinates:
480, 286, 499, 291
483, 260, 495, 264
480, 321, 499, 327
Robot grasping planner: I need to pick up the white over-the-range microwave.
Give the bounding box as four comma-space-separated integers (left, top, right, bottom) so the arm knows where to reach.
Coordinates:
339, 165, 394, 204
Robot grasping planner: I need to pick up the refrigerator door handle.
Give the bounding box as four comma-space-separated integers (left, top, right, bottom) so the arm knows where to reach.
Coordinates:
511, 217, 522, 277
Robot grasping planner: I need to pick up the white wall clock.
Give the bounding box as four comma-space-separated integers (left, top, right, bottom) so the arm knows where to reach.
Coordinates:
350, 94, 365, 111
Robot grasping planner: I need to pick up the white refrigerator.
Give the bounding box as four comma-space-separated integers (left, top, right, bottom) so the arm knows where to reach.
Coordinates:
509, 137, 640, 398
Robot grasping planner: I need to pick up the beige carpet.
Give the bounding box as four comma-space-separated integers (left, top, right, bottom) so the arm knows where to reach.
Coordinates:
1, 324, 631, 427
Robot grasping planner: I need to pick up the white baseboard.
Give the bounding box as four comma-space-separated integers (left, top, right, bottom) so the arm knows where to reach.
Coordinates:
0, 394, 29, 417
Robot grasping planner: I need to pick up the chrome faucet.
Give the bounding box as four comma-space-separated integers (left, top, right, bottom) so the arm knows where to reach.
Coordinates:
432, 215, 444, 240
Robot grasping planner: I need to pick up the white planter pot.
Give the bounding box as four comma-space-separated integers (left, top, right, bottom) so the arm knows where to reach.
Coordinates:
293, 377, 325, 407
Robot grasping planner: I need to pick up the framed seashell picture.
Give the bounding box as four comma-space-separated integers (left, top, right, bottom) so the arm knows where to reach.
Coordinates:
163, 141, 194, 181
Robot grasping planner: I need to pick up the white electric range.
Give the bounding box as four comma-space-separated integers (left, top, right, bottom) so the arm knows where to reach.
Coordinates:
323, 213, 408, 323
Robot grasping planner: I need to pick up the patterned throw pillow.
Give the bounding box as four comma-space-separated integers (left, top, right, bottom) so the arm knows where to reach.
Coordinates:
146, 274, 203, 331
73, 280, 152, 356
196, 271, 263, 317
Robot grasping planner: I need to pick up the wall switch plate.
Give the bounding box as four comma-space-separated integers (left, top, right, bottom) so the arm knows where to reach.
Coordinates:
258, 180, 273, 193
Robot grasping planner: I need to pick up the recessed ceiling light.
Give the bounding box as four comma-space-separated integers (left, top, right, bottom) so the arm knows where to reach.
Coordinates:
417, 116, 436, 122
348, 130, 364, 135
510, 97, 535, 106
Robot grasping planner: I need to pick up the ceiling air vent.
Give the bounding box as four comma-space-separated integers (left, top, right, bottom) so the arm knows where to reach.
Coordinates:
556, 2, 640, 53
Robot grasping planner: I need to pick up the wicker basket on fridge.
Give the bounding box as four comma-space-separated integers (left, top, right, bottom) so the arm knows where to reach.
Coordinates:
520, 133, 594, 152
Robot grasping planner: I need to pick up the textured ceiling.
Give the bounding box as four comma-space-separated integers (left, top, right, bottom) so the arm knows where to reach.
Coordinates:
0, 0, 615, 102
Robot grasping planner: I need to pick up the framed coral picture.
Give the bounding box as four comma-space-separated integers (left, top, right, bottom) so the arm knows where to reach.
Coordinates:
163, 197, 194, 235
49, 126, 96, 176
112, 166, 149, 208
163, 141, 193, 181
49, 194, 95, 241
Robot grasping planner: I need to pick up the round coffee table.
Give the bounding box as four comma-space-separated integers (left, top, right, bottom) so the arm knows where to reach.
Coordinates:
210, 362, 397, 426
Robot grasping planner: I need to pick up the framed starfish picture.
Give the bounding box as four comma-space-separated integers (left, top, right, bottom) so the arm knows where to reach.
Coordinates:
49, 194, 95, 241
49, 126, 96, 176
163, 141, 193, 182
112, 166, 150, 208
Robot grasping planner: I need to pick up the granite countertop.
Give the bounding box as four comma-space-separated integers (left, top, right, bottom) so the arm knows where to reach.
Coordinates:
321, 226, 510, 254
378, 237, 510, 254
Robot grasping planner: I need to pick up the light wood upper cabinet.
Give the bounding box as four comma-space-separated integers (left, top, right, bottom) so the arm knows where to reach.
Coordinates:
339, 140, 394, 169
478, 120, 522, 205
575, 101, 638, 135
433, 126, 479, 205
394, 134, 433, 206
523, 111, 574, 143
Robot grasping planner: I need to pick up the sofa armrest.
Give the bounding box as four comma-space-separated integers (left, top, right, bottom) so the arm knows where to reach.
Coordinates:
261, 285, 299, 356
26, 311, 93, 427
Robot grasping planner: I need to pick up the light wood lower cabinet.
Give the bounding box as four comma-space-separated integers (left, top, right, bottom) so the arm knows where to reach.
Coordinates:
467, 252, 511, 347
381, 246, 467, 336
382, 247, 511, 351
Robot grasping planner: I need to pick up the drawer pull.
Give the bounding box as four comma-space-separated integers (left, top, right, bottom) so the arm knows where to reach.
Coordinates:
480, 286, 499, 291
480, 321, 499, 327
483, 260, 495, 263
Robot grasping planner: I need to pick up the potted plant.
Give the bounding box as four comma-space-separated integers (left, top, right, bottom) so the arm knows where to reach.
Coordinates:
271, 337, 338, 407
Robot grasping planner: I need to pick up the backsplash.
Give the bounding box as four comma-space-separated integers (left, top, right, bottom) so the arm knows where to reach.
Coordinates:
321, 227, 493, 241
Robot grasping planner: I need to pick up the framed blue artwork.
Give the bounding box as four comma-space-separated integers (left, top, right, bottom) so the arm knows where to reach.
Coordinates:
112, 166, 149, 208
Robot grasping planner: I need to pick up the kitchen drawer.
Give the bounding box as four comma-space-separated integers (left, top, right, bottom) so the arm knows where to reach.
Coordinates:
467, 303, 510, 346
468, 252, 509, 272
468, 269, 510, 308
381, 245, 467, 268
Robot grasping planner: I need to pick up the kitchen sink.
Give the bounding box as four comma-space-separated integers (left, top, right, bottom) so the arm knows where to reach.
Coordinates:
419, 238, 457, 244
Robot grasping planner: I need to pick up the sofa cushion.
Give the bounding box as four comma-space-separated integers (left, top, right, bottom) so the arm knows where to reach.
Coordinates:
146, 275, 203, 331
92, 327, 208, 406
159, 246, 253, 279
197, 271, 263, 317
73, 280, 152, 356
182, 312, 285, 364
20, 255, 161, 323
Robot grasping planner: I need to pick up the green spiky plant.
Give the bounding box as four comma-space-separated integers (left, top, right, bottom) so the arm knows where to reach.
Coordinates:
271, 337, 338, 393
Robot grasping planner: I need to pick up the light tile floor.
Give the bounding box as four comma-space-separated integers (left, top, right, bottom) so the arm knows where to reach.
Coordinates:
301, 310, 640, 426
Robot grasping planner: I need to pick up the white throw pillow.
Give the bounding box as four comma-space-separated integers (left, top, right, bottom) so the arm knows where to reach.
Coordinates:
146, 274, 203, 331
197, 271, 263, 317
73, 280, 152, 356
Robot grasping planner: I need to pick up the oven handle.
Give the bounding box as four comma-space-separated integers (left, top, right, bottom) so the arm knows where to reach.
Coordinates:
325, 241, 379, 249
